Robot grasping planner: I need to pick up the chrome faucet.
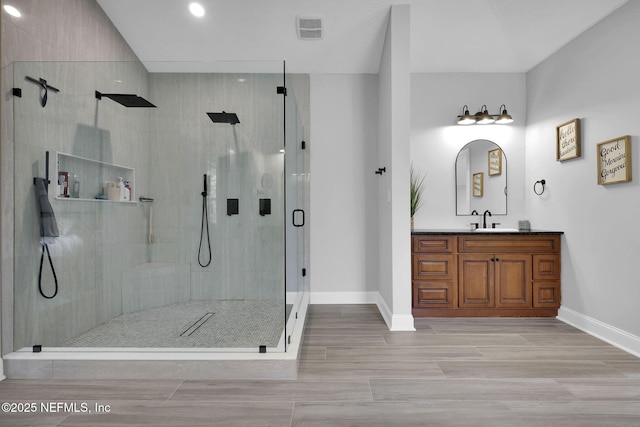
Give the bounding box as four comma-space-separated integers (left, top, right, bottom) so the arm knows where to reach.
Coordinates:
483, 210, 492, 229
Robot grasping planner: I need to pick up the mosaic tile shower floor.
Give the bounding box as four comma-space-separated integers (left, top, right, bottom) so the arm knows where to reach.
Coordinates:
63, 300, 291, 348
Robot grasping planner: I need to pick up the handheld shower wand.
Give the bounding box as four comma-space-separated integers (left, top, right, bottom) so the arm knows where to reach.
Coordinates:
198, 174, 212, 267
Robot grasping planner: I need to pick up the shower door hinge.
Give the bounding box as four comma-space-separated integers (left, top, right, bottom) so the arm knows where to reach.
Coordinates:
277, 86, 287, 96
302, 268, 307, 277
13, 88, 22, 97
33, 345, 42, 353
301, 140, 306, 150
259, 345, 267, 353
288, 335, 291, 345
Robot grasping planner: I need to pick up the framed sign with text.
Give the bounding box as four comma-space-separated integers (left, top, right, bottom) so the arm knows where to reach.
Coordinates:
597, 135, 631, 185
472, 172, 483, 197
556, 118, 581, 161
488, 148, 502, 176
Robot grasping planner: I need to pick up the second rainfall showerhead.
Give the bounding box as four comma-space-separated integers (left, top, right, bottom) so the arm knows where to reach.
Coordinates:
96, 91, 156, 108
206, 111, 240, 125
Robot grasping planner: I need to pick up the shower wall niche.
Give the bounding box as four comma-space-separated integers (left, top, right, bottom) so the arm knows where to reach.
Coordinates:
8, 61, 308, 353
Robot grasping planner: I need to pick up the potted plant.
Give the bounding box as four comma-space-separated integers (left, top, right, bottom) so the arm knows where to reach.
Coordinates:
410, 164, 425, 230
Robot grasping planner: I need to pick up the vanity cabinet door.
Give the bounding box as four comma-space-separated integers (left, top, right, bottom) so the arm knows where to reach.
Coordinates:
495, 254, 532, 308
458, 254, 494, 308
459, 253, 532, 309
532, 254, 561, 307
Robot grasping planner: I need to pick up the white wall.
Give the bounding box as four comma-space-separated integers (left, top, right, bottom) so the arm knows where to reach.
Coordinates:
377, 5, 413, 330
309, 74, 379, 302
526, 0, 640, 347
410, 73, 527, 229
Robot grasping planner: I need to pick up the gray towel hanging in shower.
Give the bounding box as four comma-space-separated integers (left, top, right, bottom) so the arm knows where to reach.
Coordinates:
34, 177, 59, 241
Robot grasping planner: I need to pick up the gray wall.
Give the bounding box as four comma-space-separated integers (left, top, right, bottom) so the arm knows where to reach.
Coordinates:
10, 61, 151, 349
526, 1, 640, 340
147, 72, 286, 301
2, 0, 141, 355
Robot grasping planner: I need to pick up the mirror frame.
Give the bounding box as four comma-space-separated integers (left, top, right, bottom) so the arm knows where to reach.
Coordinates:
455, 140, 508, 216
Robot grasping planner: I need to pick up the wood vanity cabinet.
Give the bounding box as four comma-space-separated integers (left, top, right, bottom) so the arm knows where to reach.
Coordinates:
412, 233, 561, 317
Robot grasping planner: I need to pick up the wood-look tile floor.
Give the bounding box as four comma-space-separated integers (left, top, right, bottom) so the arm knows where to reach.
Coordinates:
1, 304, 640, 426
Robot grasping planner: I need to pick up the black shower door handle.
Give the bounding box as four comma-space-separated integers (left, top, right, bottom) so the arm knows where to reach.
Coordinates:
292, 209, 305, 227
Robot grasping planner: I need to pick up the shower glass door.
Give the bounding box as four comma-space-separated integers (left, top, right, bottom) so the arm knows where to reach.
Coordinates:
8, 60, 305, 353
284, 69, 309, 349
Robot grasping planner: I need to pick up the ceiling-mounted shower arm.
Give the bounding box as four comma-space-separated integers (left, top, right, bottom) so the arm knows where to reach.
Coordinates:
25, 76, 60, 107
95, 91, 157, 108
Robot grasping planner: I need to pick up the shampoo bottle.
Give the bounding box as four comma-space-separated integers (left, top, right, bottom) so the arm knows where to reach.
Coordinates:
117, 177, 128, 201
124, 180, 132, 201
72, 174, 80, 198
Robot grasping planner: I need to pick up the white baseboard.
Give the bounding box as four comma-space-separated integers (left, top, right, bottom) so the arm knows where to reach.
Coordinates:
309, 291, 378, 305
557, 306, 640, 358
375, 293, 415, 331
309, 291, 415, 332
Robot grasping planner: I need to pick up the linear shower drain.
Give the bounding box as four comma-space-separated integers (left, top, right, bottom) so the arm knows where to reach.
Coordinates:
180, 312, 214, 337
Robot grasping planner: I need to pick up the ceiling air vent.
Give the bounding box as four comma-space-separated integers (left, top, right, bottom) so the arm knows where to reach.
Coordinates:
296, 16, 323, 40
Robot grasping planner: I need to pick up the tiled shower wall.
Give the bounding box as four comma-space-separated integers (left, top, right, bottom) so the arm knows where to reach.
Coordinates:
1, 0, 142, 353
148, 71, 285, 302
11, 61, 152, 349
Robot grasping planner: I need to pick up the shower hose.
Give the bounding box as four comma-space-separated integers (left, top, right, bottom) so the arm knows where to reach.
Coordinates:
38, 243, 59, 299
198, 174, 212, 267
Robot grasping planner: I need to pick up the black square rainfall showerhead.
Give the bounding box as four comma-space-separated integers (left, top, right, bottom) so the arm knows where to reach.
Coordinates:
95, 91, 156, 108
206, 111, 240, 125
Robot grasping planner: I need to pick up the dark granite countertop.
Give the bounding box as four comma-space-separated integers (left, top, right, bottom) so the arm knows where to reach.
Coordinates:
412, 229, 564, 235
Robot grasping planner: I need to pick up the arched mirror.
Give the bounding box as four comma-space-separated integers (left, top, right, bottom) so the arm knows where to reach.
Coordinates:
455, 140, 507, 215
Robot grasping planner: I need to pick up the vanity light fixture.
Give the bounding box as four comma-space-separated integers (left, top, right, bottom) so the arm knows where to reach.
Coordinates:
457, 105, 476, 125
457, 104, 514, 125
495, 104, 513, 124
476, 105, 495, 124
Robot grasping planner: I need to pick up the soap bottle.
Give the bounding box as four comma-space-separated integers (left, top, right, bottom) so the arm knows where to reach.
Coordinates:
117, 177, 128, 201
124, 180, 132, 201
72, 174, 80, 198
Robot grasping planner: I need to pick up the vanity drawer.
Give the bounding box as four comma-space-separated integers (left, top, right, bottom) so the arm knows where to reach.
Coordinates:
458, 235, 560, 253
533, 254, 561, 280
412, 254, 456, 280
412, 236, 455, 253
413, 280, 455, 308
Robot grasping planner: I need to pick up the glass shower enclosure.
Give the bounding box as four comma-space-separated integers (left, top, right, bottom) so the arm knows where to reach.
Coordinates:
7, 60, 308, 353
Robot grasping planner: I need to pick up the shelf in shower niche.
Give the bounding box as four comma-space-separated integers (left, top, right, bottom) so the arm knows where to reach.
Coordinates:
54, 196, 136, 204
55, 152, 136, 203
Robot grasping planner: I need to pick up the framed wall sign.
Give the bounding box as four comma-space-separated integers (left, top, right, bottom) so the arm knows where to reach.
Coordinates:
472, 172, 483, 197
488, 148, 502, 176
556, 118, 581, 161
597, 135, 631, 185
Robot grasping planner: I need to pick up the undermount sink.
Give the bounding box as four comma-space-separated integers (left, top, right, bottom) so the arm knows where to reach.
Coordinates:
474, 228, 520, 233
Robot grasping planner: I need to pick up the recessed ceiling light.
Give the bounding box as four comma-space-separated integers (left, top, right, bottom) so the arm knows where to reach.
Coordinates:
3, 5, 22, 17
189, 2, 205, 18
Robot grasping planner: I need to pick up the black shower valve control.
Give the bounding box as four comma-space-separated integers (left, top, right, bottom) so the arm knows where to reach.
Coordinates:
375, 167, 386, 175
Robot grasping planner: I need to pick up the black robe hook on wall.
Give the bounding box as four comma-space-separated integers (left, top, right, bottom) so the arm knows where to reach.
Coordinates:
375, 167, 386, 175
25, 76, 60, 107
